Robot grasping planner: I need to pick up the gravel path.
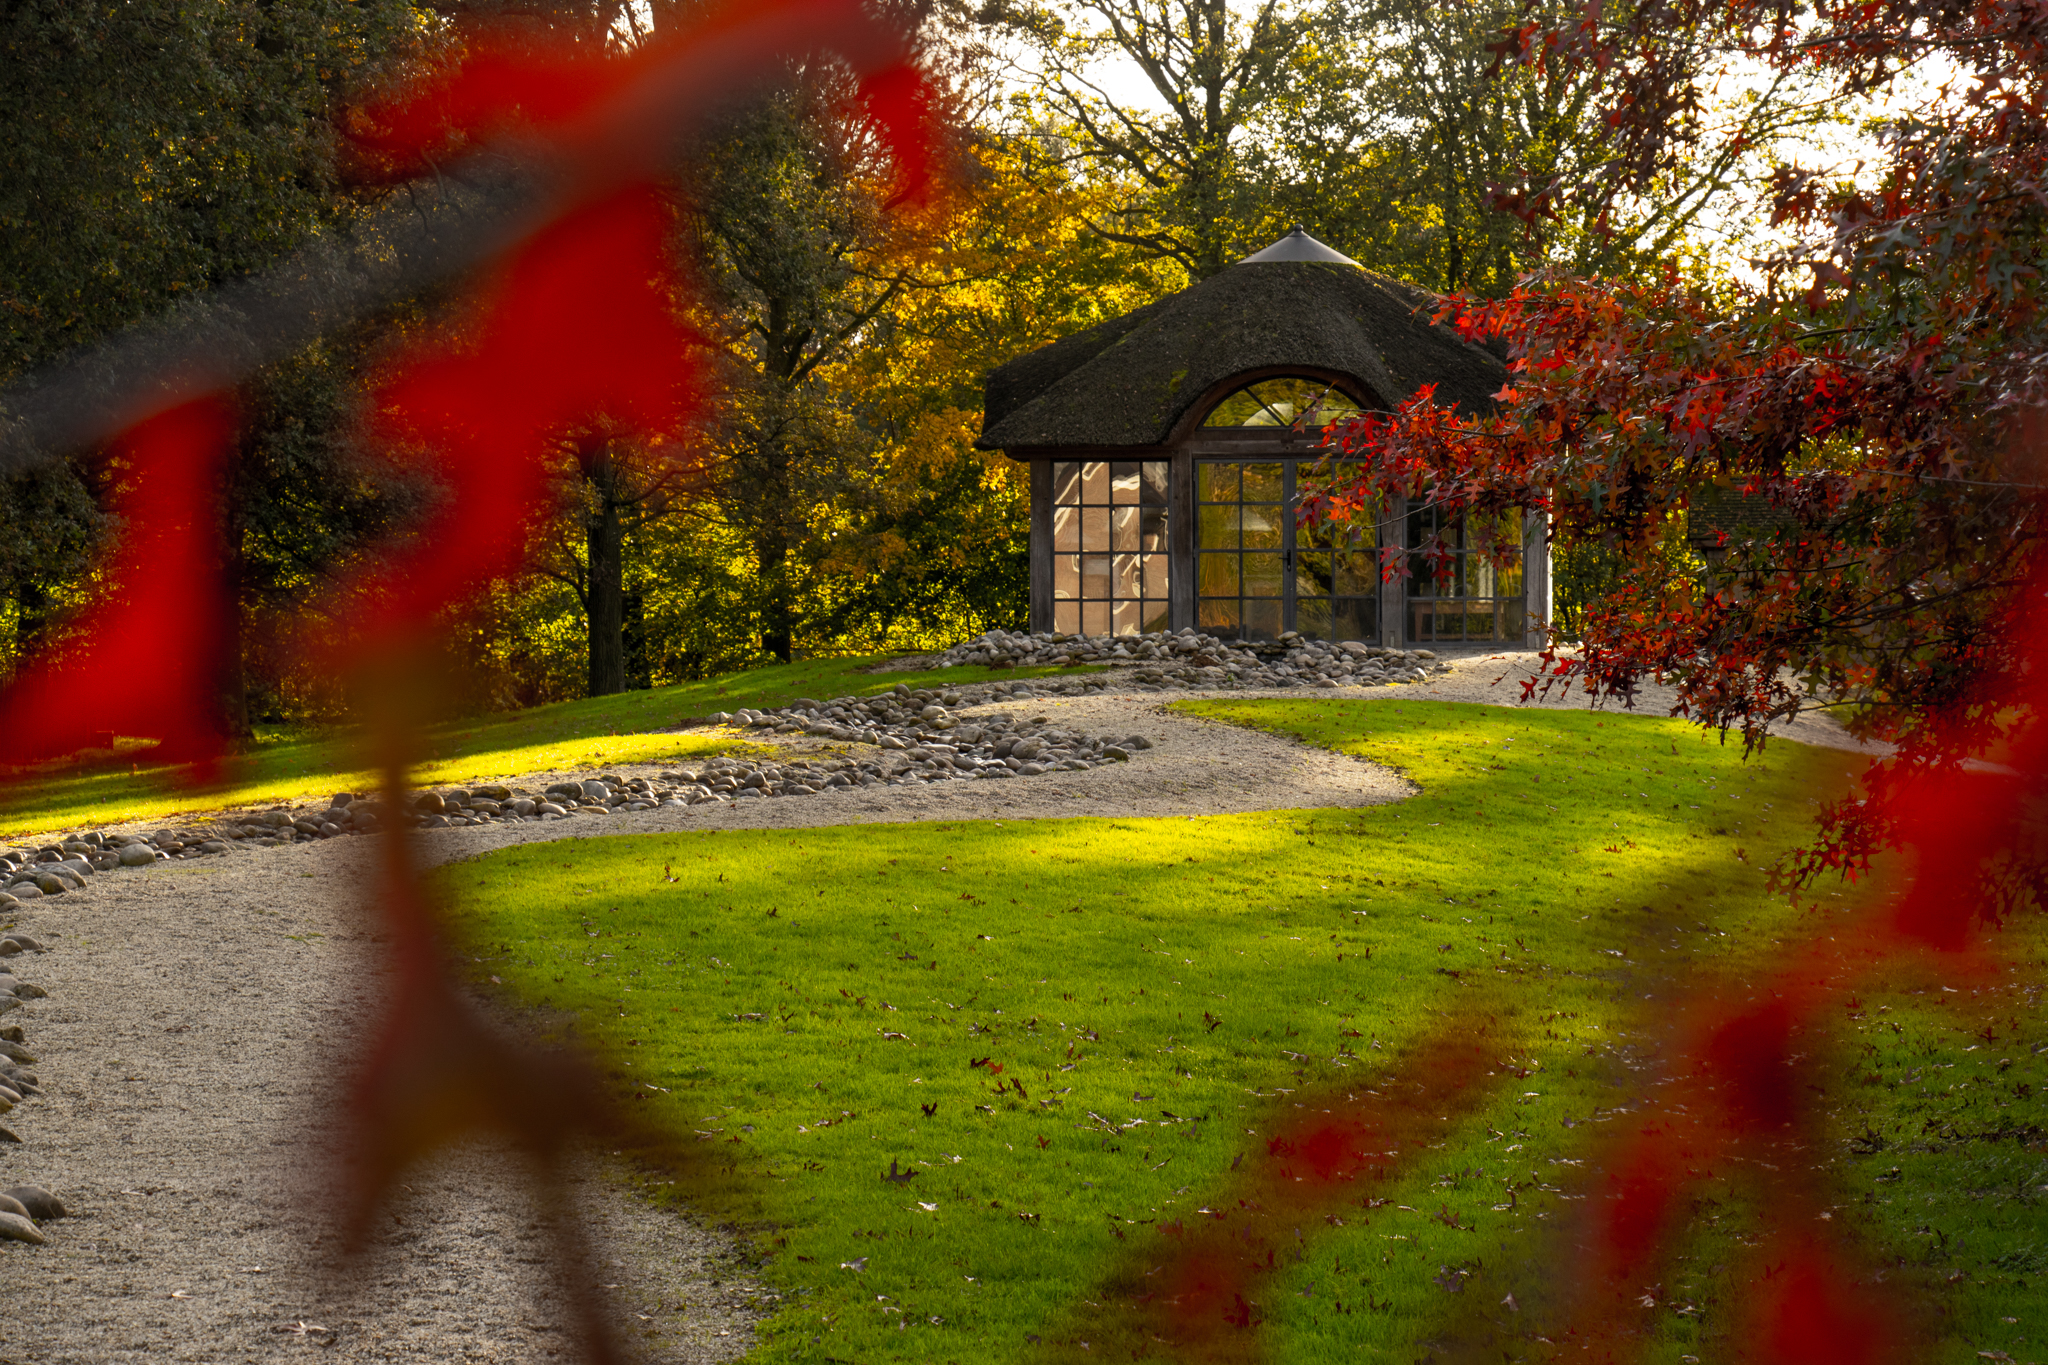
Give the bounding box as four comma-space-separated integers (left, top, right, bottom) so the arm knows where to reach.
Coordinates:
0, 651, 1868, 1362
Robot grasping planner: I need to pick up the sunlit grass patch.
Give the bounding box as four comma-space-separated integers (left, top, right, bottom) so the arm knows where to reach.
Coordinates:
0, 655, 1092, 835
437, 699, 2012, 1362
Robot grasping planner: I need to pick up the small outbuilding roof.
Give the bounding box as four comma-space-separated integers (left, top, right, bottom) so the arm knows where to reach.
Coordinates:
977, 234, 1507, 453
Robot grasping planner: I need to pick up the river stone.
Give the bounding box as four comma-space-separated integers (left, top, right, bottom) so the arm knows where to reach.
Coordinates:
1102, 745, 1130, 761
12, 984, 45, 999
5, 1186, 65, 1220
580, 779, 610, 800
0, 1040, 36, 1063
0, 1211, 43, 1244
0, 1193, 25, 1218
32, 874, 64, 896
3, 934, 39, 951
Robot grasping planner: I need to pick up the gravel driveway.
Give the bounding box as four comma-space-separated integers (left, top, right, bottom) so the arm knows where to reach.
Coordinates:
0, 651, 1866, 1363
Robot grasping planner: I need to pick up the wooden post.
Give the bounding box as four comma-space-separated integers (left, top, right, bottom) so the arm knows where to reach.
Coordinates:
1170, 449, 1195, 631
1029, 458, 1052, 634
1522, 507, 1552, 647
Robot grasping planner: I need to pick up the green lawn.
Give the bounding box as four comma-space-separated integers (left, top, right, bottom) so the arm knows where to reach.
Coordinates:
0, 656, 1092, 837
442, 700, 2046, 1362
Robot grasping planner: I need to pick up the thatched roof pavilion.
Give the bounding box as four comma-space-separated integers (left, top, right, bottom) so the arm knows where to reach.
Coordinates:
976, 228, 1549, 647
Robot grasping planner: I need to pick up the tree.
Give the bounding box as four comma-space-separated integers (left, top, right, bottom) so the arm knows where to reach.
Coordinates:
1313, 0, 2048, 899
225, 339, 438, 729
994, 0, 1340, 277
999, 0, 1829, 293
684, 62, 949, 662
529, 434, 705, 696
0, 0, 428, 731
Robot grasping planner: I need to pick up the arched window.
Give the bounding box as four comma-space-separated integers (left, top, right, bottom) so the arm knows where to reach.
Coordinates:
1201, 376, 1362, 428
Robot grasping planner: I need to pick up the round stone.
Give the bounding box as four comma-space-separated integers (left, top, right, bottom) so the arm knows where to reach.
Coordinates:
0, 1193, 26, 1219
4, 1185, 66, 1220
32, 874, 64, 896
0, 1211, 44, 1244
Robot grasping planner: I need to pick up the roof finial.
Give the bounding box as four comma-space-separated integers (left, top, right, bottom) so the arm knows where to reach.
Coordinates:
1238, 228, 1359, 267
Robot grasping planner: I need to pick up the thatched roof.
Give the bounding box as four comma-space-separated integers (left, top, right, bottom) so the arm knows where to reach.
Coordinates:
977, 250, 1507, 453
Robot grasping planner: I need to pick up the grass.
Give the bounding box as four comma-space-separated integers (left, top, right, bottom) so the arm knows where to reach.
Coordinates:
0, 656, 1095, 837
441, 697, 2047, 1362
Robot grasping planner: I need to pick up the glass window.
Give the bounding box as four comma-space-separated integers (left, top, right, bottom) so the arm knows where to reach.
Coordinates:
1405, 505, 1526, 643
1201, 377, 1364, 429
1050, 459, 1172, 636
1198, 457, 1380, 643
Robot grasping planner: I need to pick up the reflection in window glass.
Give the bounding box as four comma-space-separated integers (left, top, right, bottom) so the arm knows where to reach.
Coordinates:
1201, 377, 1364, 428
1051, 460, 1171, 635
1196, 458, 1379, 643
1405, 505, 1526, 643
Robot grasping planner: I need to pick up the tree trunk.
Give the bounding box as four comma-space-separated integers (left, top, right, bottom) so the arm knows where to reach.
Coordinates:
757, 530, 793, 663
217, 557, 254, 745
586, 448, 628, 697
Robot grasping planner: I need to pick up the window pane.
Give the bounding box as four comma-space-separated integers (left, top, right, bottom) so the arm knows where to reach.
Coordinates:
1081, 553, 1112, 600
1112, 599, 1142, 635
1054, 600, 1080, 634
1199, 598, 1240, 632
1241, 506, 1283, 551
1243, 552, 1283, 597
1110, 461, 1141, 504
1242, 463, 1282, 503
1244, 598, 1282, 639
1492, 558, 1524, 598
1141, 462, 1170, 505
1112, 505, 1140, 552
1142, 601, 1172, 634
1203, 379, 1363, 428
1199, 463, 1237, 502
1333, 596, 1376, 643
1296, 552, 1333, 597
1052, 462, 1080, 505
1053, 505, 1080, 552
1336, 549, 1378, 596
1054, 555, 1080, 600
1202, 388, 1266, 427
1082, 506, 1111, 552
1113, 552, 1140, 598
1198, 505, 1239, 551
1082, 462, 1108, 504
1200, 553, 1240, 595
1140, 551, 1170, 598
1082, 599, 1111, 635
1296, 597, 1331, 640
1140, 505, 1169, 551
